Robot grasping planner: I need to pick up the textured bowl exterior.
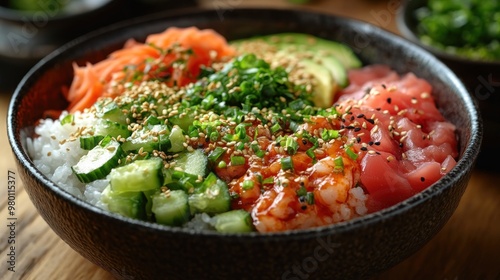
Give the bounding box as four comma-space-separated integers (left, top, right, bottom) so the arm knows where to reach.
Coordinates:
397, 0, 498, 170
8, 8, 482, 280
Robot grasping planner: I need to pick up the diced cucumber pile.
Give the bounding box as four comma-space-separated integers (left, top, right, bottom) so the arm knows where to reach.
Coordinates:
72, 113, 250, 232
67, 97, 253, 232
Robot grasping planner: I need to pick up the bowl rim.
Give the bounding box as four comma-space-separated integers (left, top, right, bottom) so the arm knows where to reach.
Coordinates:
396, 0, 500, 66
7, 6, 483, 239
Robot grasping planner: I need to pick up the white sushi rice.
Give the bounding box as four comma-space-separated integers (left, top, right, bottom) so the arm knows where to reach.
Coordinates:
27, 111, 110, 209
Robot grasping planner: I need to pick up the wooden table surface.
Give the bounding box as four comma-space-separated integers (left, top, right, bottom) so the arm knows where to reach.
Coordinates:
1, 0, 499, 279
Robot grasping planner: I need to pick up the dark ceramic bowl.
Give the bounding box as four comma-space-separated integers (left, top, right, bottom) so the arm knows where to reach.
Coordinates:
397, 0, 499, 170
8, 7, 482, 280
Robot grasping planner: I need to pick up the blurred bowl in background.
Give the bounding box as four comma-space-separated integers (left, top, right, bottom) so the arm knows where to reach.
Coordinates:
397, 0, 500, 171
0, 0, 124, 89
0, 0, 200, 90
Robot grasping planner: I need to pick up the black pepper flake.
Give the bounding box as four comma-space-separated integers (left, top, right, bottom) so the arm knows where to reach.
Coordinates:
374, 141, 380, 145
354, 127, 361, 132
399, 143, 404, 148
375, 151, 381, 155
302, 139, 308, 145
381, 84, 387, 89
387, 97, 392, 104
356, 137, 361, 143
366, 118, 375, 124
301, 205, 308, 210
360, 147, 368, 151
368, 141, 374, 146
347, 125, 355, 129
357, 114, 365, 118
420, 177, 425, 182
350, 116, 355, 121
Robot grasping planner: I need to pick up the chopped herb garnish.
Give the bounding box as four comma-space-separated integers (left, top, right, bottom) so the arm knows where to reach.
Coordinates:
284, 137, 299, 155
345, 145, 358, 160
208, 147, 226, 162
230, 155, 246, 166
61, 114, 74, 125
296, 185, 307, 197
242, 180, 254, 190
270, 123, 282, 133
333, 156, 344, 173
321, 129, 340, 141
218, 161, 227, 169
280, 156, 294, 171
262, 177, 274, 185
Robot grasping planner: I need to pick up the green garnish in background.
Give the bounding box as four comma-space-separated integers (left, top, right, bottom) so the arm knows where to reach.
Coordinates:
415, 0, 500, 61
9, 0, 67, 12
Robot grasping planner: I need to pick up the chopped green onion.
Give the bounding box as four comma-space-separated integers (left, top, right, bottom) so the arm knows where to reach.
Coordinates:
262, 177, 274, 185
230, 155, 246, 166
296, 185, 307, 197
223, 133, 235, 142
333, 156, 344, 173
270, 123, 281, 133
218, 161, 227, 169
306, 149, 316, 162
305, 192, 315, 205
209, 131, 220, 142
236, 142, 245, 150
285, 137, 299, 155
234, 123, 249, 141
208, 147, 226, 162
242, 180, 254, 190
280, 156, 294, 171
251, 143, 265, 158
289, 121, 300, 132
345, 145, 358, 160
321, 129, 340, 141
61, 114, 74, 125
188, 126, 200, 138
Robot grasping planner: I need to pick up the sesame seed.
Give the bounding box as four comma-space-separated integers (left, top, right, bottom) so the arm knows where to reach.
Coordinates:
420, 92, 430, 99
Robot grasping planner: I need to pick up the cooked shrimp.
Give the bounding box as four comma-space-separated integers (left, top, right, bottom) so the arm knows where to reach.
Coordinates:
212, 115, 369, 233
247, 142, 366, 233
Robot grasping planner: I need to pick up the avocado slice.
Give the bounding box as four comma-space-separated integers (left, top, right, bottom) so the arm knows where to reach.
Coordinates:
320, 56, 349, 88
232, 33, 362, 70
299, 59, 336, 108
